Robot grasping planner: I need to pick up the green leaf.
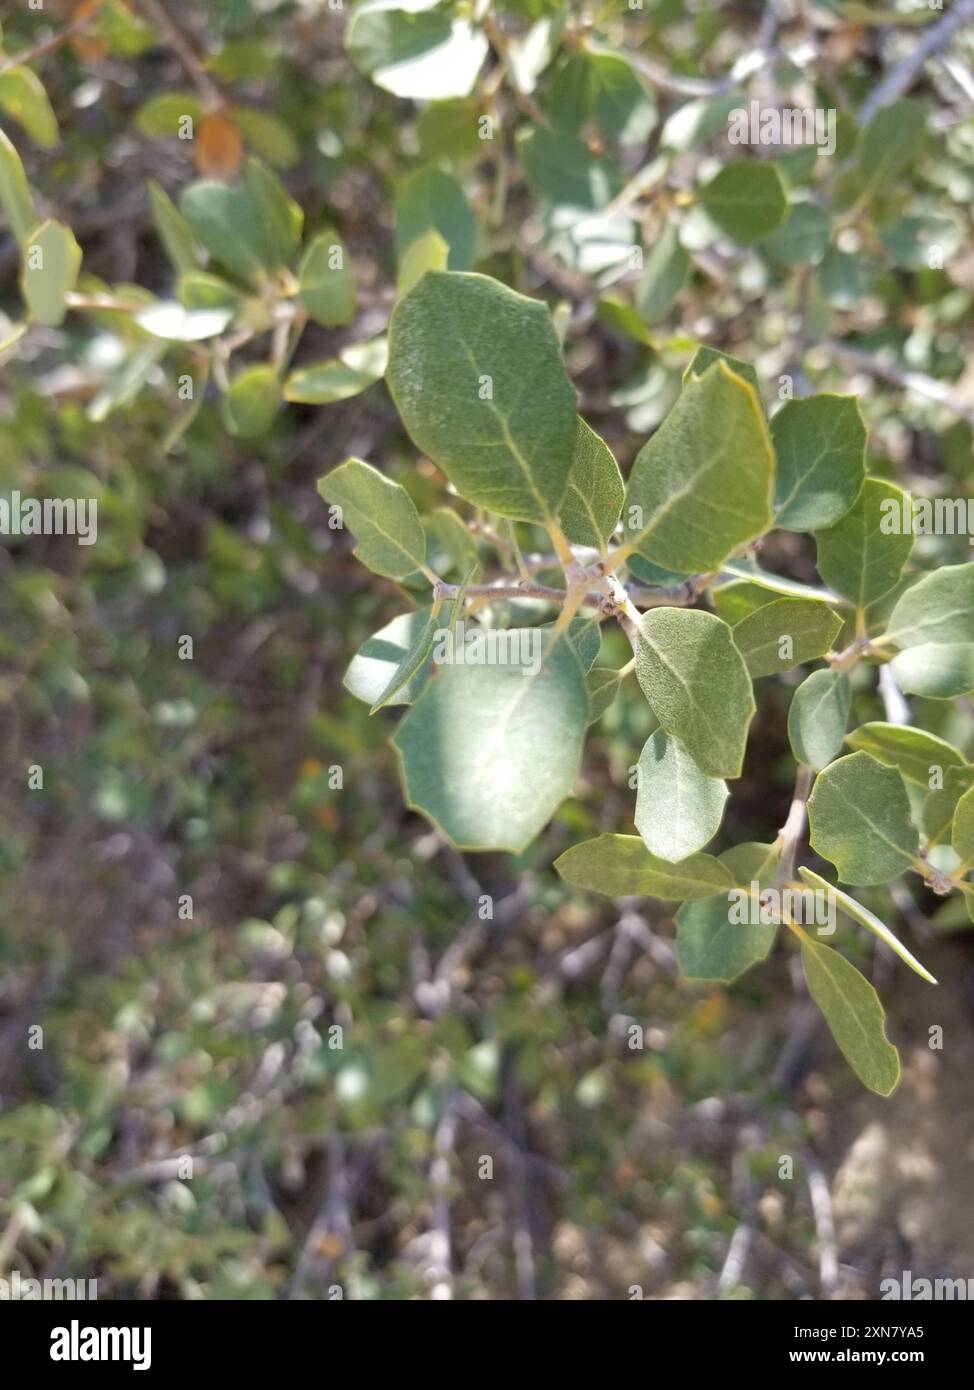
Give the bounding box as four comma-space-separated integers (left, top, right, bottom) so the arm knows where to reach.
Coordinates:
180, 180, 273, 287
762, 201, 830, 266
621, 361, 774, 572
772, 394, 867, 531
222, 364, 281, 438
634, 730, 728, 861
346, 0, 488, 100
386, 271, 577, 523
136, 91, 203, 137
699, 161, 788, 243
395, 167, 475, 272
517, 125, 620, 210
924, 765, 974, 846
890, 644, 974, 699
721, 557, 844, 605
634, 221, 690, 325
0, 66, 59, 147
787, 669, 851, 772
952, 784, 974, 870
882, 563, 974, 697
636, 608, 755, 779
554, 833, 732, 901
731, 598, 843, 677
344, 607, 437, 707
424, 507, 480, 579
298, 230, 357, 328
318, 457, 426, 581
243, 159, 302, 268
713, 579, 778, 625
20, 219, 82, 326
683, 346, 759, 393
585, 666, 623, 723
856, 99, 925, 203
846, 722, 965, 788
0, 128, 36, 249
798, 867, 937, 984
549, 49, 656, 147
814, 478, 913, 614
232, 107, 299, 168
807, 751, 919, 885
675, 843, 780, 982
371, 607, 440, 713
800, 935, 900, 1095
284, 337, 388, 404
135, 300, 233, 341
147, 180, 203, 275
556, 418, 624, 552
392, 632, 587, 851
396, 228, 449, 296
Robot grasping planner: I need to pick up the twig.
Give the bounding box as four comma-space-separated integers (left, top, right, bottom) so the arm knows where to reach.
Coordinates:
878, 664, 910, 726
858, 0, 974, 124
823, 341, 974, 426
136, 0, 223, 107
776, 764, 814, 887
0, 15, 98, 75
805, 1153, 839, 1298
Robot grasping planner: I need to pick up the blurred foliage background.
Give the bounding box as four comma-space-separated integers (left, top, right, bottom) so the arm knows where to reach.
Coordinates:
2, 0, 974, 1300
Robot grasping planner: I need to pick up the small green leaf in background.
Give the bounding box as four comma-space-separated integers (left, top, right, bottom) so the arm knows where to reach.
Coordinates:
951, 783, 974, 871
233, 107, 299, 168
0, 66, 59, 147
798, 867, 937, 984
814, 477, 914, 615
396, 228, 449, 297
424, 507, 480, 579
386, 271, 578, 523
884, 563, 974, 697
0, 127, 37, 248
517, 125, 620, 210
554, 833, 732, 901
856, 98, 925, 203
346, 0, 488, 100
298, 230, 357, 327
20, 219, 82, 326
675, 842, 779, 981
180, 180, 273, 286
285, 337, 388, 404
846, 722, 965, 787
772, 394, 867, 531
318, 457, 426, 581
636, 608, 755, 779
392, 633, 587, 851
788, 669, 851, 772
244, 159, 302, 268
762, 201, 830, 266
395, 167, 475, 272
732, 597, 842, 677
549, 49, 657, 147
147, 180, 203, 275
622, 361, 774, 572
800, 934, 900, 1096
634, 730, 728, 862
222, 364, 281, 437
700, 160, 788, 243
807, 751, 919, 885
556, 418, 624, 552
635, 221, 690, 325
136, 91, 204, 137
